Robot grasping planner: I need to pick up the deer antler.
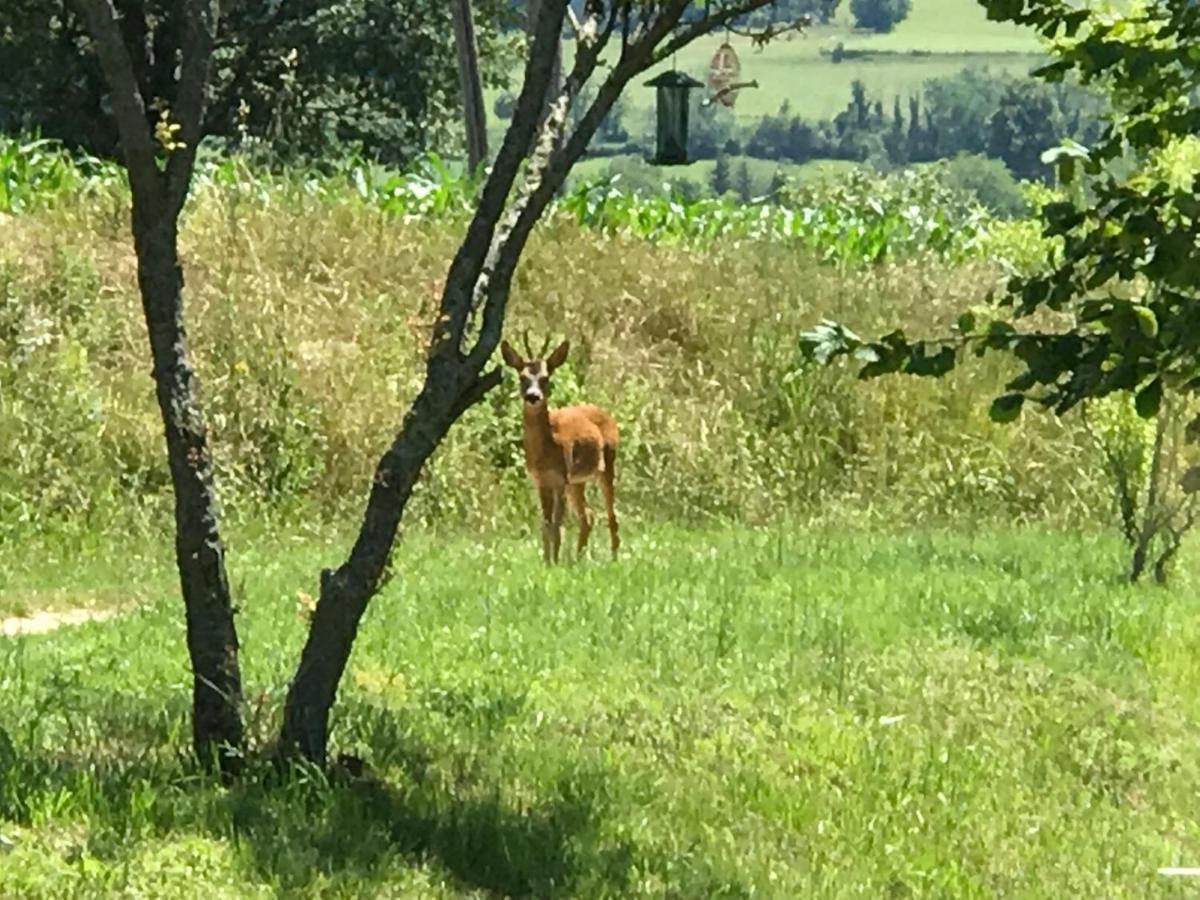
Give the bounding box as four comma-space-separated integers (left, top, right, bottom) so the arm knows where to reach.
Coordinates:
521, 329, 534, 360
539, 334, 552, 359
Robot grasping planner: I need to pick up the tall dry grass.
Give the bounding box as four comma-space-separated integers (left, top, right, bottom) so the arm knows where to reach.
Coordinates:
0, 180, 1109, 542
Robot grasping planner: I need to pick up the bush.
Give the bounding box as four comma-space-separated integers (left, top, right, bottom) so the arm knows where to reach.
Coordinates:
493, 92, 516, 120
850, 0, 911, 33
936, 153, 1029, 218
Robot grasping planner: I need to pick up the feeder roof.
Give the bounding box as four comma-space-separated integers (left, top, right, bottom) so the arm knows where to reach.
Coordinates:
644, 70, 705, 89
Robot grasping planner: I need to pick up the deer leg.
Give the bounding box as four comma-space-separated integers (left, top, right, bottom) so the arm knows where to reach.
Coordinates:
538, 486, 556, 564
567, 482, 591, 560
600, 449, 619, 560
548, 488, 567, 564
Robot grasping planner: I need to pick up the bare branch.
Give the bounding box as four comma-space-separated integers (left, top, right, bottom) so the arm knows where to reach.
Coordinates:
651, 0, 777, 64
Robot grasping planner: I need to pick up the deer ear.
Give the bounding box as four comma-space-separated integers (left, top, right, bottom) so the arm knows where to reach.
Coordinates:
546, 340, 570, 372
500, 341, 523, 369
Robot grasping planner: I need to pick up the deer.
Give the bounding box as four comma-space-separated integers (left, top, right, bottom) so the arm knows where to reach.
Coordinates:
500, 333, 620, 564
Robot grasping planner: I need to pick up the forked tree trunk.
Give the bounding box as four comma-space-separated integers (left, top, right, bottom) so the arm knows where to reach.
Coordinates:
278, 0, 782, 768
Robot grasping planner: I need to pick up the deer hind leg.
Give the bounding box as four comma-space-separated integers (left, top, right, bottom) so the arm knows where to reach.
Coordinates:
567, 482, 592, 560
600, 447, 619, 560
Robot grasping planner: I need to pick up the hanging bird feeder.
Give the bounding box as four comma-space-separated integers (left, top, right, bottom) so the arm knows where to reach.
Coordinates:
703, 39, 759, 108
645, 69, 705, 166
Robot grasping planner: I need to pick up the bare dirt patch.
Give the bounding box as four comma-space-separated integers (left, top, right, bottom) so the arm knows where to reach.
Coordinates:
0, 608, 118, 637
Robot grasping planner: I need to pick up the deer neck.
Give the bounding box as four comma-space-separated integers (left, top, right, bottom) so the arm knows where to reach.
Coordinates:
522, 401, 557, 452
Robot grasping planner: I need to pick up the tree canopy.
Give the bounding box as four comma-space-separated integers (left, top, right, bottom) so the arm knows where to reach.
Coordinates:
0, 0, 521, 165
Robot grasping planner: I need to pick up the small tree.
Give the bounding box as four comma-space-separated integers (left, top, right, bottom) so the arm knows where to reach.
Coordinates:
1083, 394, 1200, 584
850, 0, 910, 33
734, 160, 754, 200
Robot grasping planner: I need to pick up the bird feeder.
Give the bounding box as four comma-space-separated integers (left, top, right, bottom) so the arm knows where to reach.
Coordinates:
645, 69, 705, 166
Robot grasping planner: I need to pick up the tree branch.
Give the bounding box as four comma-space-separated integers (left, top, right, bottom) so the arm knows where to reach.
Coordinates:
75, 0, 161, 200
167, 0, 218, 214
435, 0, 568, 355
651, 0, 778, 64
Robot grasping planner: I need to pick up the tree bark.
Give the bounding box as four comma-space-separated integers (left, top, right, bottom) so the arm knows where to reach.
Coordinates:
133, 199, 245, 771
451, 0, 489, 173
78, 0, 244, 771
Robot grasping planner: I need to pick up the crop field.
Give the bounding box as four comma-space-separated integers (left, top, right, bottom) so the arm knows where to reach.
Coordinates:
4, 525, 1200, 897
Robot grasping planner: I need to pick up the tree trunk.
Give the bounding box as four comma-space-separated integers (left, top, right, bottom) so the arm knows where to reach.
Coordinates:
280, 364, 483, 765
132, 199, 244, 771
77, 0, 244, 773
451, 0, 489, 173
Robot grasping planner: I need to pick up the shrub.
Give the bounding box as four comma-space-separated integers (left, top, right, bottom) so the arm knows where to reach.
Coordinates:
850, 0, 911, 33
936, 153, 1029, 219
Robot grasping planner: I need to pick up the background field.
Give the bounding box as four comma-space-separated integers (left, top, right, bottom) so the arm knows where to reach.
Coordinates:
487, 0, 1045, 144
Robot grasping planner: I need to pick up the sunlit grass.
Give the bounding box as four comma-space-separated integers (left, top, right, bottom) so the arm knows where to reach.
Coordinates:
2, 524, 1199, 896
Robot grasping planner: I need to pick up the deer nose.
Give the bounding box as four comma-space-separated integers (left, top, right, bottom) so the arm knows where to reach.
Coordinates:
523, 390, 542, 404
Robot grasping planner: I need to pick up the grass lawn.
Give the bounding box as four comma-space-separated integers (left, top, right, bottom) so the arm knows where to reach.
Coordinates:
3, 523, 1200, 897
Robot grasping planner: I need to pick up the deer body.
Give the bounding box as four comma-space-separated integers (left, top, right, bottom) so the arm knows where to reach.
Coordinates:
502, 338, 619, 564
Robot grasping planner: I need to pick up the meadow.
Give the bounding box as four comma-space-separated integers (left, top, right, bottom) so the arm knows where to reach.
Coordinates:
3, 135, 1200, 896
5, 525, 1200, 897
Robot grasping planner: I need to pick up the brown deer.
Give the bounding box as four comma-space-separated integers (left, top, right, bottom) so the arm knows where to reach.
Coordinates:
500, 333, 620, 564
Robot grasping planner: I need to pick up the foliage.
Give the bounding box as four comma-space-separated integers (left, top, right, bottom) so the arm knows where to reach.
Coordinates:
935, 152, 1029, 219
800, 0, 1200, 441
4, 525, 1200, 895
561, 166, 991, 265
850, 0, 911, 33
0, 0, 521, 166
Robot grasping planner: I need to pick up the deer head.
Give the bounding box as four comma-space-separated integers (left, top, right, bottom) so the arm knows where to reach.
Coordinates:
500, 332, 570, 407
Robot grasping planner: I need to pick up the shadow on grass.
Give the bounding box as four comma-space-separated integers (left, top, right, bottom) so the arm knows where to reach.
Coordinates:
0, 691, 633, 897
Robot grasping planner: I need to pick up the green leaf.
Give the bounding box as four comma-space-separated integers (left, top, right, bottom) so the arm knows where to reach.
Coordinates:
1135, 377, 1162, 419
956, 311, 976, 334
1133, 305, 1158, 339
989, 393, 1025, 424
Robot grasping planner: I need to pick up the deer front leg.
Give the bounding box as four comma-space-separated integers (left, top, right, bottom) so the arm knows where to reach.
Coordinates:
538, 485, 556, 564
550, 488, 566, 564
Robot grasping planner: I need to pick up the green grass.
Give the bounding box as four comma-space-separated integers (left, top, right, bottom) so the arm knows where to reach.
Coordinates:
3, 524, 1200, 896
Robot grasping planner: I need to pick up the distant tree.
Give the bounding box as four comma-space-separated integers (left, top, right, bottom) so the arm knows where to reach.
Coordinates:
850, 0, 911, 33
734, 160, 754, 200
766, 167, 788, 198
937, 153, 1029, 218
987, 80, 1064, 183
711, 153, 732, 195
